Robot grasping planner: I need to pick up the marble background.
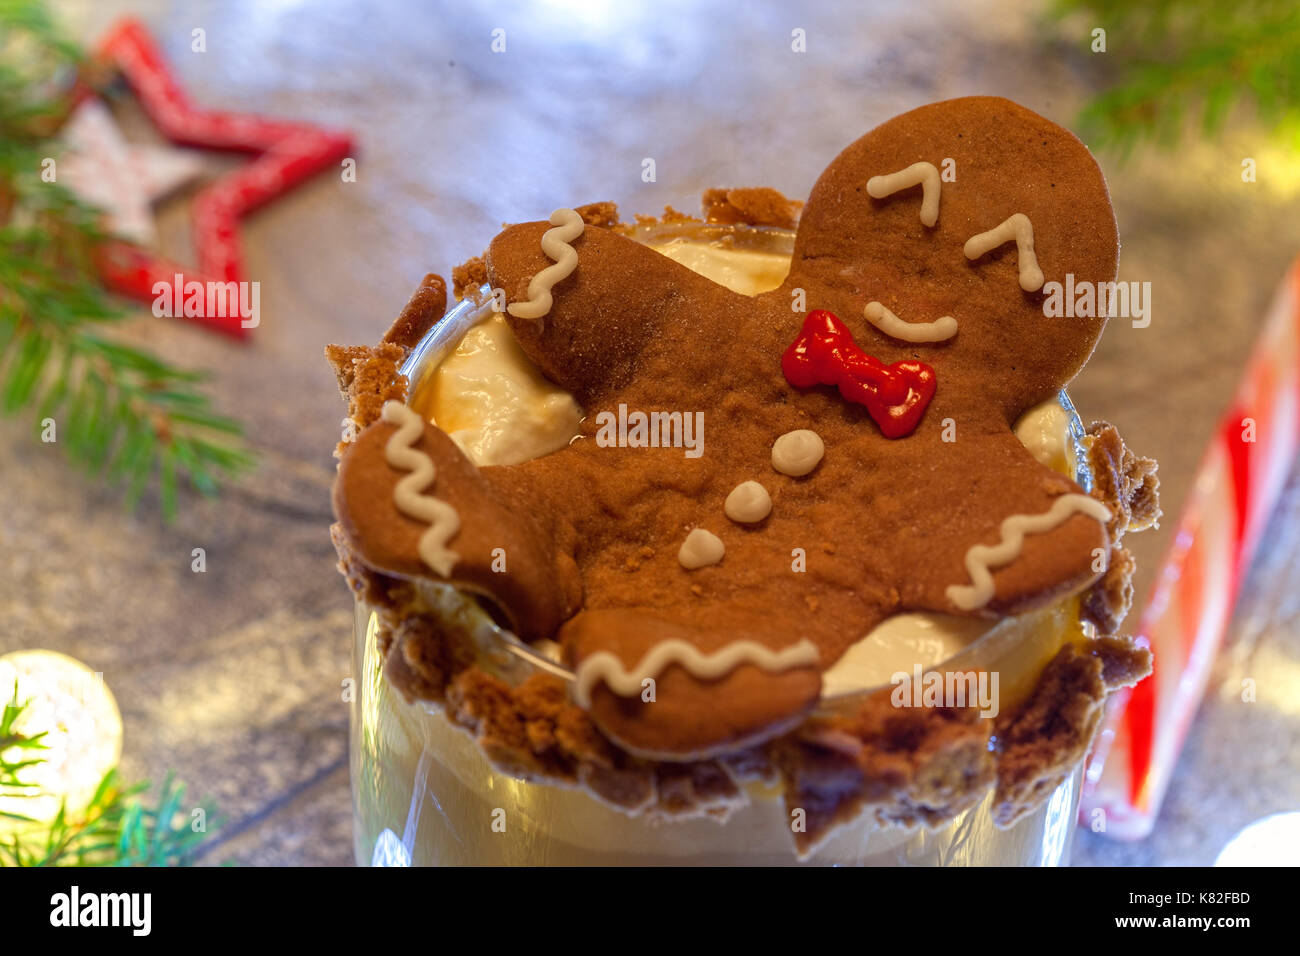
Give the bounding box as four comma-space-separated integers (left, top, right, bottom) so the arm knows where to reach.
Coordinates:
2, 0, 1296, 865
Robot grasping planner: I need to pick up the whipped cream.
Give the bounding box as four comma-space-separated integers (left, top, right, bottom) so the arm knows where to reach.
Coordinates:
428, 313, 583, 466
422, 232, 1083, 695
821, 613, 992, 697
1014, 396, 1077, 476
651, 237, 791, 296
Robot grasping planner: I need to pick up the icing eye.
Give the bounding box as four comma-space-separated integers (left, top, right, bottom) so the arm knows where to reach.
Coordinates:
866, 162, 941, 227
963, 213, 1044, 292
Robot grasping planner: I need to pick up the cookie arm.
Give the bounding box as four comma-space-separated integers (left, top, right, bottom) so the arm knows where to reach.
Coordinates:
948, 498, 1110, 617
886, 427, 1110, 618
962, 457, 1108, 617
486, 221, 751, 403
332, 415, 580, 640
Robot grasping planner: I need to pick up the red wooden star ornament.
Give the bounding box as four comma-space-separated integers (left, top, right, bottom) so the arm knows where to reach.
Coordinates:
84, 19, 355, 339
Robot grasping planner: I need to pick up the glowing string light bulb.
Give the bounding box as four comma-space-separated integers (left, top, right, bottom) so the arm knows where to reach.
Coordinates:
0, 650, 123, 831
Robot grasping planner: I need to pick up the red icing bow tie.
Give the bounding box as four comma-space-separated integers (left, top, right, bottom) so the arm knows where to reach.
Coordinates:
781, 310, 936, 438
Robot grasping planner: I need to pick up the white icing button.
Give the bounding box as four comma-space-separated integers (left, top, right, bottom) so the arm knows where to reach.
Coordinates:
724, 481, 772, 523
678, 528, 725, 569
771, 429, 825, 477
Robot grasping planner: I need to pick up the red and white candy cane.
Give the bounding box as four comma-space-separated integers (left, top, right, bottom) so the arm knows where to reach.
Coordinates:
1082, 259, 1300, 838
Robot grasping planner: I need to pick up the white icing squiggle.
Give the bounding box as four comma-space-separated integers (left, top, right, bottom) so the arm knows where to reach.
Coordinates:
864, 301, 957, 343
573, 638, 820, 709
505, 207, 585, 326
381, 400, 461, 577
963, 213, 1045, 292
866, 162, 941, 227
946, 493, 1111, 611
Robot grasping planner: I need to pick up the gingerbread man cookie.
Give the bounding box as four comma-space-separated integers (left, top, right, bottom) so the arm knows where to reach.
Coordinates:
333, 97, 1120, 760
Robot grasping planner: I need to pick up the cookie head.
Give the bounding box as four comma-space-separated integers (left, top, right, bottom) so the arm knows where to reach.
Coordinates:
790, 96, 1120, 420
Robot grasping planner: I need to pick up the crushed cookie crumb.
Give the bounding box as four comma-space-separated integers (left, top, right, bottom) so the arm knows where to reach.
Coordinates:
574, 201, 621, 229
702, 187, 803, 229
1081, 420, 1161, 636
323, 342, 407, 456
452, 255, 489, 300
382, 273, 447, 349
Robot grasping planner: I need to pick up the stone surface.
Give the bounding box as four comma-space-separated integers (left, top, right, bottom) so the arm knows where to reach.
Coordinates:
0, 0, 1294, 865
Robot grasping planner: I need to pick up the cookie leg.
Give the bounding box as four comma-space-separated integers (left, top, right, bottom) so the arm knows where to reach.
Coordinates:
560, 605, 823, 760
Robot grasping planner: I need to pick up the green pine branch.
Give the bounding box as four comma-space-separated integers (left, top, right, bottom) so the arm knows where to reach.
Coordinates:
0, 0, 254, 521
0, 680, 47, 816
0, 682, 215, 866
1051, 0, 1300, 156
